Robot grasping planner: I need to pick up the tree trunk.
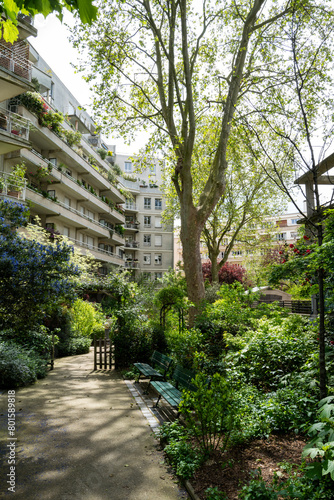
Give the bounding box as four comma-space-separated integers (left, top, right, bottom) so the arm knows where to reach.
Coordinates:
180, 208, 205, 326
211, 256, 220, 284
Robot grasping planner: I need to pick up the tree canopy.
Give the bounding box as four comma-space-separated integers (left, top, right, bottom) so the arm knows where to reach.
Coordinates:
0, 0, 97, 43
71, 0, 334, 323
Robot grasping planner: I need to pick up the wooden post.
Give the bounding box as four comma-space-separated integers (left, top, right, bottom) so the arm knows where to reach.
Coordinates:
94, 335, 97, 371
99, 338, 102, 369
50, 333, 55, 370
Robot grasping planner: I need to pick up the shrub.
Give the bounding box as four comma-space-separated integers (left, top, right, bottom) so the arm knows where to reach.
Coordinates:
165, 327, 204, 369
0, 342, 47, 388
57, 336, 91, 356
225, 315, 317, 390
70, 298, 104, 338
179, 373, 236, 455
160, 422, 204, 480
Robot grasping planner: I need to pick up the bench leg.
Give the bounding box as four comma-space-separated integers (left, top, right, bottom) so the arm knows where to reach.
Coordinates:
143, 381, 150, 395
154, 395, 162, 408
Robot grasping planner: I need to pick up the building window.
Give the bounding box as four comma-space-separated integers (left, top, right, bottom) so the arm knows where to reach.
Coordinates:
155, 272, 162, 280
87, 210, 94, 220
45, 223, 55, 230
143, 234, 151, 246
144, 198, 151, 209
232, 250, 243, 256
150, 164, 156, 174
291, 219, 298, 225
290, 232, 298, 239
155, 198, 162, 210
125, 161, 132, 172
144, 215, 151, 227
64, 196, 71, 208
63, 226, 70, 237
99, 267, 108, 276
276, 233, 286, 241
155, 235, 162, 246
143, 254, 151, 265
47, 190, 55, 198
49, 158, 57, 166
155, 254, 162, 265
87, 236, 94, 249
143, 272, 151, 281
155, 217, 162, 228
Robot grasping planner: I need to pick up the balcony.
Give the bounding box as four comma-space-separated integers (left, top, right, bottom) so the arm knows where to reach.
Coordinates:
68, 238, 124, 266
0, 171, 27, 201
124, 222, 139, 230
125, 241, 139, 248
0, 109, 30, 154
124, 261, 139, 269
0, 41, 34, 101
125, 202, 138, 211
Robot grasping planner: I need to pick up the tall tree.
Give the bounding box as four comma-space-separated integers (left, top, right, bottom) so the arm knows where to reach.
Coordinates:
72, 0, 325, 323
243, 3, 334, 398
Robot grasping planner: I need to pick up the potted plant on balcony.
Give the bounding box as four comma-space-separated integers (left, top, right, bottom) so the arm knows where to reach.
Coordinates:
8, 162, 26, 198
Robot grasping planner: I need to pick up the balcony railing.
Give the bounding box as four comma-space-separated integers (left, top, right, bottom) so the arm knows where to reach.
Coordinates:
124, 261, 139, 269
124, 222, 139, 229
125, 202, 137, 210
0, 171, 27, 201
0, 42, 32, 81
65, 237, 124, 262
125, 241, 139, 248
0, 109, 30, 141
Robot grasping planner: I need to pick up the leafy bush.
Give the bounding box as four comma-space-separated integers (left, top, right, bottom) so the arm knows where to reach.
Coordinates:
165, 327, 204, 369
179, 373, 236, 454
0, 342, 47, 388
160, 422, 204, 480
57, 336, 91, 356
70, 298, 104, 338
205, 487, 227, 500
225, 315, 316, 390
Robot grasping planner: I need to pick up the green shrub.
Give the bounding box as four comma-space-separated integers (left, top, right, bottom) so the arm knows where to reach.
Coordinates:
70, 298, 104, 338
165, 327, 204, 369
57, 336, 91, 356
160, 422, 204, 480
225, 315, 316, 390
0, 342, 48, 388
179, 373, 236, 455
205, 487, 227, 500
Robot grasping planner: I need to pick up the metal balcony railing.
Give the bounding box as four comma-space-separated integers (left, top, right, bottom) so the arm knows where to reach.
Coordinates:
125, 241, 139, 248
0, 42, 32, 81
66, 238, 124, 262
0, 109, 30, 140
124, 261, 139, 269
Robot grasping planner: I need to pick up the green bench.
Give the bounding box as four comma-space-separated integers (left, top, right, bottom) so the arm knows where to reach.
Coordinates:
150, 365, 198, 409
134, 351, 172, 387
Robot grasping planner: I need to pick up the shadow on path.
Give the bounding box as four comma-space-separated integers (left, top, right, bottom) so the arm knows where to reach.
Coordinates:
0, 349, 188, 500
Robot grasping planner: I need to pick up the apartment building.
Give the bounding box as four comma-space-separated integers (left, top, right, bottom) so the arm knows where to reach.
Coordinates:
174, 212, 302, 270
0, 29, 125, 274
115, 153, 174, 281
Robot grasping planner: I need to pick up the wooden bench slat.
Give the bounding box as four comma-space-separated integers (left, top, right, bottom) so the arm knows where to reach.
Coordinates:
133, 351, 172, 385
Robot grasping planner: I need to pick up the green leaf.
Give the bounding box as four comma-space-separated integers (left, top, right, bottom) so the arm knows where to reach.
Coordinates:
76, 0, 98, 24
322, 459, 334, 479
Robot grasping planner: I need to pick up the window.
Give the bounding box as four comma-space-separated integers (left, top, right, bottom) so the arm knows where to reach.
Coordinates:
87, 210, 94, 220
45, 223, 55, 230
155, 272, 162, 280
63, 226, 70, 237
143, 234, 151, 246
142, 272, 151, 281
144, 198, 151, 209
87, 236, 94, 249
150, 164, 156, 174
290, 232, 298, 239
64, 196, 71, 208
155, 198, 162, 210
144, 215, 151, 227
232, 250, 243, 256
155, 235, 162, 246
49, 158, 57, 166
47, 190, 55, 198
155, 217, 162, 228
125, 161, 132, 172
291, 219, 299, 225
155, 254, 162, 265
143, 254, 151, 265
276, 233, 286, 241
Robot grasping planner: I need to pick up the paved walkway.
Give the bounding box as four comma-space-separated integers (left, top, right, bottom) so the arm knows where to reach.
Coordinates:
0, 350, 188, 499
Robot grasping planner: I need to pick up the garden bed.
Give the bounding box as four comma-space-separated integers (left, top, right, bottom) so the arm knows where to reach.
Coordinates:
190, 433, 308, 499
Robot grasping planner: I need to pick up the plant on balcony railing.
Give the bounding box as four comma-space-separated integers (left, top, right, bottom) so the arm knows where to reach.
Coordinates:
115, 204, 125, 215
122, 173, 137, 182
28, 184, 58, 202
97, 148, 107, 160
114, 225, 124, 236
17, 92, 63, 134
61, 129, 82, 147
7, 162, 26, 196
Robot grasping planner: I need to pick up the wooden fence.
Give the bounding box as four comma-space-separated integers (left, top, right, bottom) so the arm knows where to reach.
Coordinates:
253, 299, 312, 315
94, 336, 114, 370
